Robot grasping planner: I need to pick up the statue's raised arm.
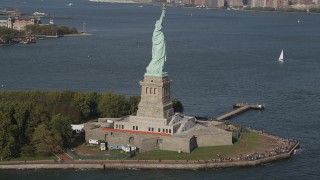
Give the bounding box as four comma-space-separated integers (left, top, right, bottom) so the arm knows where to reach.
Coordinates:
158, 5, 165, 25
145, 3, 168, 77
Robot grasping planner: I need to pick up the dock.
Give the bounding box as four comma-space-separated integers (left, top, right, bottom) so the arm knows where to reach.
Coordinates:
216, 103, 264, 121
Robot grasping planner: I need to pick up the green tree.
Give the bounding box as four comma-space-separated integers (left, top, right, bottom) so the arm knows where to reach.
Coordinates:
172, 98, 184, 113
32, 124, 62, 155
25, 24, 58, 36
20, 144, 36, 157
13, 103, 30, 145
72, 92, 90, 121
25, 105, 50, 143
0, 90, 142, 158
0, 111, 17, 160
88, 92, 101, 118
127, 96, 140, 115
0, 27, 19, 43
50, 114, 72, 147
98, 92, 128, 118
28, 105, 50, 126
25, 25, 78, 36
58, 26, 78, 34
47, 91, 63, 113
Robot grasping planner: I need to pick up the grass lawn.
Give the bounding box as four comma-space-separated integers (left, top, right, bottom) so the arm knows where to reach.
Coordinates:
131, 131, 276, 160
74, 144, 124, 155
5, 154, 58, 161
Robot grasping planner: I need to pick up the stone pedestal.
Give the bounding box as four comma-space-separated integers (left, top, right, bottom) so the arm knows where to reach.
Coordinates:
136, 75, 174, 119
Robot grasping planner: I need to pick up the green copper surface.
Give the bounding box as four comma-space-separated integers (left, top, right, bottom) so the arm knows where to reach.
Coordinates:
145, 4, 167, 77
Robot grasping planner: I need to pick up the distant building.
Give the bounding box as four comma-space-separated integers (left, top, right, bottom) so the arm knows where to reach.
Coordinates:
225, 0, 244, 7
266, 0, 289, 8
195, 0, 206, 7
251, 0, 266, 7
10, 17, 41, 30
297, 0, 314, 5
0, 17, 41, 31
0, 8, 21, 16
277, 0, 289, 8
71, 124, 85, 133
266, 0, 277, 8
255, 0, 320, 9
206, 0, 225, 8
185, 0, 196, 5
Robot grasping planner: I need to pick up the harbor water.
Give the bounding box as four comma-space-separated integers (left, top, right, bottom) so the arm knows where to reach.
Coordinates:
0, 0, 320, 179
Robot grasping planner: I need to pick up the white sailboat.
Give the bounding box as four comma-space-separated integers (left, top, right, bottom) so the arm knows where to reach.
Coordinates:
278, 49, 284, 63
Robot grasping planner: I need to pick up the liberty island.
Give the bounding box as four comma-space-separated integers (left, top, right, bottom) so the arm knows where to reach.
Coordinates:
0, 3, 300, 170
81, 3, 298, 161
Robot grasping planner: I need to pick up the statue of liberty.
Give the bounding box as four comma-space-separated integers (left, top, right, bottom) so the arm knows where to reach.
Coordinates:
145, 3, 167, 77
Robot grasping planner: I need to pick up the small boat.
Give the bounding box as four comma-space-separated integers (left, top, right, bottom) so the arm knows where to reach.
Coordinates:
68, 3, 74, 6
297, 19, 300, 23
33, 11, 47, 17
278, 49, 284, 63
20, 40, 31, 44
49, 19, 54, 25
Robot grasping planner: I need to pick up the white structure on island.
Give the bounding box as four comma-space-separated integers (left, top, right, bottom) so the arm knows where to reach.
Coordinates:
71, 124, 84, 133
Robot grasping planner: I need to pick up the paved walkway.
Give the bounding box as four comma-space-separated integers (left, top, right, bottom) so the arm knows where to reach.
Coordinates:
55, 152, 74, 162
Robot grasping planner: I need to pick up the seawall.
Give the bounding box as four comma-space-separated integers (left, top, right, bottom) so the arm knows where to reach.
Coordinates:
0, 142, 299, 170
0, 163, 104, 170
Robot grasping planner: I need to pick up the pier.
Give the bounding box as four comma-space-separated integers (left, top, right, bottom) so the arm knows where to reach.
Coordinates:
216, 103, 264, 121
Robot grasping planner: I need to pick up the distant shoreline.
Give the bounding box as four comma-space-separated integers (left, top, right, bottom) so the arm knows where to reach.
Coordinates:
88, 1, 320, 15
89, 0, 139, 3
